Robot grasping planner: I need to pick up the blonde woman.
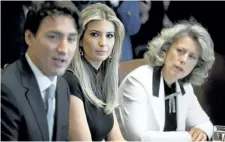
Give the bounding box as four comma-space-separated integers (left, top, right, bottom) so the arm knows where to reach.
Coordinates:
63, 3, 125, 141
116, 20, 215, 141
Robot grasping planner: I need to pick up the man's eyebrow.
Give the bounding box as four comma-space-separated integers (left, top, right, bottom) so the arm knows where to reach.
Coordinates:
68, 33, 78, 36
47, 31, 62, 35
47, 31, 78, 36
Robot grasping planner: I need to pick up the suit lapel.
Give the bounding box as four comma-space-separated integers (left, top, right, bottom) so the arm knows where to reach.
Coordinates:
151, 67, 165, 130
19, 56, 49, 140
151, 66, 188, 131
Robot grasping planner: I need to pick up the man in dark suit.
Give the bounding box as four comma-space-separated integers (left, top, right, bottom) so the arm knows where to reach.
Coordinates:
1, 1, 80, 141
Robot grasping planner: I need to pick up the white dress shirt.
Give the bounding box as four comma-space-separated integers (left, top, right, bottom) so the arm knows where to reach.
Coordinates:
25, 53, 57, 119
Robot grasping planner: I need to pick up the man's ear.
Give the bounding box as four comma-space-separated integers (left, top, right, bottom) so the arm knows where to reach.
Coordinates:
25, 29, 35, 47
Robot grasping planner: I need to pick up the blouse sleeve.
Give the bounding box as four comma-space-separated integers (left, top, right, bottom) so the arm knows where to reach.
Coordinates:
185, 84, 213, 139
63, 70, 84, 101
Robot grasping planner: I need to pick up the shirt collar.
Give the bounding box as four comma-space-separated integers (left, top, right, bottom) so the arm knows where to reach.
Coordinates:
25, 53, 57, 92
82, 56, 101, 75
152, 66, 185, 97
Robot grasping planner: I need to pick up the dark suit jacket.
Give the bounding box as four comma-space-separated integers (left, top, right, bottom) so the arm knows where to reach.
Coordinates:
1, 56, 70, 141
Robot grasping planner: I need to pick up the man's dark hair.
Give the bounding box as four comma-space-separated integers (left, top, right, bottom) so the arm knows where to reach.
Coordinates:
24, 1, 80, 36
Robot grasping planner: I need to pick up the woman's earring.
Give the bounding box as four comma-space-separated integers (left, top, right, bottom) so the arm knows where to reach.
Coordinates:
108, 55, 112, 59
80, 49, 83, 56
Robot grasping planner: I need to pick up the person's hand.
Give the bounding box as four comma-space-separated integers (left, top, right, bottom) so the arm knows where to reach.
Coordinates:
189, 127, 207, 142
109, 0, 120, 7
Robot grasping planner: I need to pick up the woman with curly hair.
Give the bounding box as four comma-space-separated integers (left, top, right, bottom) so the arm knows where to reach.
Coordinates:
116, 19, 215, 141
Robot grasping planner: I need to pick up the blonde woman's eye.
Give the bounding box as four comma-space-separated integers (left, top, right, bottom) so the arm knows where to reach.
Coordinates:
107, 33, 114, 38
90, 32, 99, 37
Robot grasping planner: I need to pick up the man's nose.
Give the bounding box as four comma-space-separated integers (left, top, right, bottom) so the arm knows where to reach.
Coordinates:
57, 39, 69, 54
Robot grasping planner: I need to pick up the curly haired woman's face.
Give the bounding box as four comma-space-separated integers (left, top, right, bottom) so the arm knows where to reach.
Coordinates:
163, 36, 200, 82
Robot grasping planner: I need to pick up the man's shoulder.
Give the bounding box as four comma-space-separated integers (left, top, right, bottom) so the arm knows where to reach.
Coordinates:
56, 76, 70, 101
1, 60, 25, 103
57, 75, 68, 86
57, 75, 70, 92
2, 60, 21, 86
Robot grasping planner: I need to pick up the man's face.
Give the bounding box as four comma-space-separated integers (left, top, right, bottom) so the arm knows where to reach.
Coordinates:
25, 15, 78, 77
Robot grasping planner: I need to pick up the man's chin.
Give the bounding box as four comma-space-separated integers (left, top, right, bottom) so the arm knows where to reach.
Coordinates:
51, 68, 66, 76
57, 70, 66, 76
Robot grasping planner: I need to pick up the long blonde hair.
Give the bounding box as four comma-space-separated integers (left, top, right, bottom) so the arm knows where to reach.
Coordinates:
70, 3, 125, 114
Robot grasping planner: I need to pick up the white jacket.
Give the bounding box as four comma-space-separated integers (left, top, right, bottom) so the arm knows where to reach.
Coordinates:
116, 65, 213, 141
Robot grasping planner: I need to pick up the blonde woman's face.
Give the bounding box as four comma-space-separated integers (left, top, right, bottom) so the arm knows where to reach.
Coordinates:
163, 36, 200, 81
81, 20, 115, 63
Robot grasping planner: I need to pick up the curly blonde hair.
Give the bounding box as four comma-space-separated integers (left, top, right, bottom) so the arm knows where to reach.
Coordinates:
144, 19, 215, 86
